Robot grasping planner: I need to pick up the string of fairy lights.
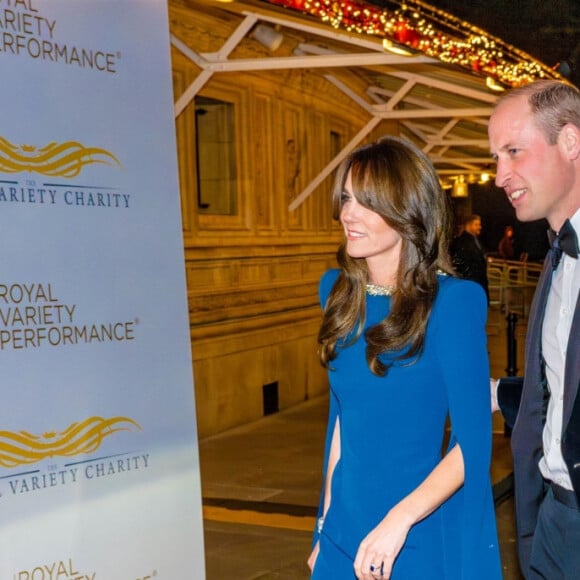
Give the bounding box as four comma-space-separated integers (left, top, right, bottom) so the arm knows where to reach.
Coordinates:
263, 0, 561, 88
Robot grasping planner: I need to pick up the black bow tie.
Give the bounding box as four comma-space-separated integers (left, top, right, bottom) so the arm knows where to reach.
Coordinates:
547, 219, 579, 270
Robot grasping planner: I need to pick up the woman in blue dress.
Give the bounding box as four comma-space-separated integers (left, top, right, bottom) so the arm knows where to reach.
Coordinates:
308, 136, 501, 579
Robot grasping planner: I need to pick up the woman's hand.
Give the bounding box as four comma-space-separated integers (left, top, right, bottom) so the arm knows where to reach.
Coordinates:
307, 540, 320, 573
353, 507, 413, 580
353, 444, 464, 578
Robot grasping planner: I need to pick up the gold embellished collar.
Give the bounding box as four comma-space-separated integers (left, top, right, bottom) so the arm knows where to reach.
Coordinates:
366, 270, 448, 296
366, 283, 395, 296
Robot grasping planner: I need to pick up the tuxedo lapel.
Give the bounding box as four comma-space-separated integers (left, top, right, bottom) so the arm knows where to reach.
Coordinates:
510, 256, 554, 559
524, 256, 552, 386
563, 290, 580, 427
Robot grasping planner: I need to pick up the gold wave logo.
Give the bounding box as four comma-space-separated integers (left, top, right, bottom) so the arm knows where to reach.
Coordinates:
0, 416, 141, 468
0, 136, 121, 177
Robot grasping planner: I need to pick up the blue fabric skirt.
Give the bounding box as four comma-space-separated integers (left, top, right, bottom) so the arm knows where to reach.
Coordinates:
311, 533, 355, 580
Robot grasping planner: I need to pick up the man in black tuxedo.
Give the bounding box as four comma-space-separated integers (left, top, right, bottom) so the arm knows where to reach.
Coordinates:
450, 214, 489, 302
489, 80, 580, 578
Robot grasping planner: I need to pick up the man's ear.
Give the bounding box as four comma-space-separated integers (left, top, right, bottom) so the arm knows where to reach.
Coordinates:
559, 123, 580, 161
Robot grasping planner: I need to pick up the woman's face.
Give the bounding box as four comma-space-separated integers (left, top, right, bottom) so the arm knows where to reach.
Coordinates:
339, 170, 402, 279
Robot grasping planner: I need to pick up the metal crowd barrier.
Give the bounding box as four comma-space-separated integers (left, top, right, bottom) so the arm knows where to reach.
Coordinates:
487, 257, 542, 317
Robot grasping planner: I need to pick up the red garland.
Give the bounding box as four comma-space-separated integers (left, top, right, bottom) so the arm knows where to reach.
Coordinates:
261, 0, 558, 87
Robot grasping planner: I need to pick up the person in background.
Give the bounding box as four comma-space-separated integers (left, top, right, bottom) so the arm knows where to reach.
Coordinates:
450, 214, 489, 302
498, 225, 515, 260
308, 136, 501, 579
489, 79, 580, 579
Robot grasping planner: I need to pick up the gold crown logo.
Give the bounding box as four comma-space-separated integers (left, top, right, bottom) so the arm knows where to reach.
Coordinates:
0, 136, 121, 177
0, 416, 141, 468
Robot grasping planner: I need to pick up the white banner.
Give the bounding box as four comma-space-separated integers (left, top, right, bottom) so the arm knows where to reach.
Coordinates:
0, 1, 205, 577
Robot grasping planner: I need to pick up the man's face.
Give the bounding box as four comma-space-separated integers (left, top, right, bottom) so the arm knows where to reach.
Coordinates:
488, 95, 575, 230
468, 218, 482, 236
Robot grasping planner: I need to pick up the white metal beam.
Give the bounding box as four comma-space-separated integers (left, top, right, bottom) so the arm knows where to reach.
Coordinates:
385, 70, 499, 104
324, 75, 374, 113
203, 51, 434, 73
371, 107, 494, 119
426, 138, 490, 147
241, 9, 438, 58
172, 13, 259, 117
288, 116, 382, 211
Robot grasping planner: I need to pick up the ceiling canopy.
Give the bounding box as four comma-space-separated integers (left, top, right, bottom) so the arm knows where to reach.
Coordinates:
173, 0, 564, 209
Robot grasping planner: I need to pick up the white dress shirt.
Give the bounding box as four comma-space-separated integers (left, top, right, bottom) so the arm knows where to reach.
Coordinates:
540, 209, 580, 490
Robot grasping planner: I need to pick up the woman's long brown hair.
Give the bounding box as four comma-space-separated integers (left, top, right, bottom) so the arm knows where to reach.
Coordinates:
318, 136, 454, 376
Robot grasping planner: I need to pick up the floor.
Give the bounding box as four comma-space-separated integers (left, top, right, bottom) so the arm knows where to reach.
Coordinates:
199, 305, 527, 579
